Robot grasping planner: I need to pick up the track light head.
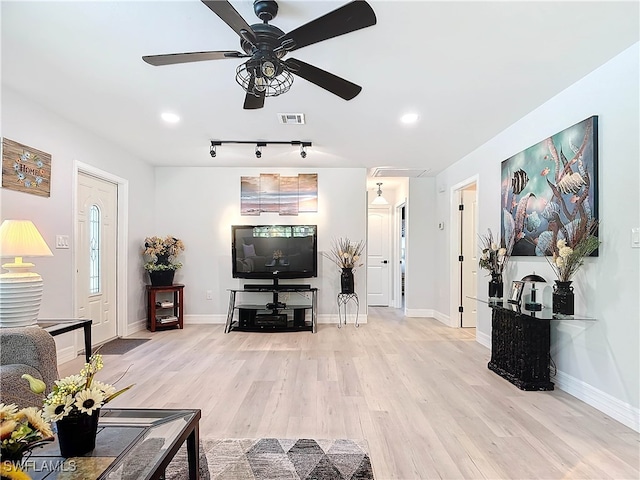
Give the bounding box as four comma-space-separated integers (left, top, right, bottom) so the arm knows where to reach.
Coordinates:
210, 144, 216, 158
255, 145, 262, 158
300, 145, 307, 159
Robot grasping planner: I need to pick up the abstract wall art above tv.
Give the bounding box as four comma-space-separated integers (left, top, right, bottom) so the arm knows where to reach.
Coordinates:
501, 116, 598, 256
241, 173, 318, 216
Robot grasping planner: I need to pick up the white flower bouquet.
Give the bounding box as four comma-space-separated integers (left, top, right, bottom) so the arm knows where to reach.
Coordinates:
42, 353, 133, 422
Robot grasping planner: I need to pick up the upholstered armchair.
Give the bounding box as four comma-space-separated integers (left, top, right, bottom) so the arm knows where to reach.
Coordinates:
0, 326, 59, 408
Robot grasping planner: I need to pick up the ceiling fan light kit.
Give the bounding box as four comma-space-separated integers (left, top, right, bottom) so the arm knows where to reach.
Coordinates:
143, 0, 377, 110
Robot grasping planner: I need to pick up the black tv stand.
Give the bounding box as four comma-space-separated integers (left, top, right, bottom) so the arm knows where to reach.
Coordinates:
225, 283, 318, 333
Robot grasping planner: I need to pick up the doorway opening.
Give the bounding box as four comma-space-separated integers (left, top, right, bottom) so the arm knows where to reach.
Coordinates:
449, 176, 479, 329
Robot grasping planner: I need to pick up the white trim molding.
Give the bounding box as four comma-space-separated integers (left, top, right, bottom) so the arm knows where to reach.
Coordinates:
555, 369, 640, 432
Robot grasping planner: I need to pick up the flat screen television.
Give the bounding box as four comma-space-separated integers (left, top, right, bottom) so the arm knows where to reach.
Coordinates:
231, 225, 317, 280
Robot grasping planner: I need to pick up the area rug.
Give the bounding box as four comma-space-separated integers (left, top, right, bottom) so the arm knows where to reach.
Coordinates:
167, 438, 374, 480
96, 338, 150, 355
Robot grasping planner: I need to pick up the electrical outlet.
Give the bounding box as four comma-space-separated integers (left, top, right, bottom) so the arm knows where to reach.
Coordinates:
632, 228, 640, 248
206, 290, 213, 300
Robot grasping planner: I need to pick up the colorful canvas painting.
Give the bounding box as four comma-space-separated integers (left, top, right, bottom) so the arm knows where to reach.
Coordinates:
2, 138, 52, 197
279, 176, 299, 216
260, 173, 280, 213
501, 116, 598, 256
298, 173, 318, 213
240, 176, 260, 215
240, 173, 317, 216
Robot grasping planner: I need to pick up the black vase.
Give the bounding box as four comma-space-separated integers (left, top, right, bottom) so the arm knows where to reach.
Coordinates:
56, 409, 100, 458
149, 269, 175, 286
488, 273, 503, 299
341, 268, 355, 294
553, 280, 574, 315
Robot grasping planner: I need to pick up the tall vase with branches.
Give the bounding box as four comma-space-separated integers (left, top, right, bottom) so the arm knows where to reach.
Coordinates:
478, 229, 514, 298
322, 238, 365, 294
545, 219, 600, 315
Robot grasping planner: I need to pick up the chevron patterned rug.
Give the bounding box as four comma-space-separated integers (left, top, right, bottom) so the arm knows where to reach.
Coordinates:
193, 438, 374, 480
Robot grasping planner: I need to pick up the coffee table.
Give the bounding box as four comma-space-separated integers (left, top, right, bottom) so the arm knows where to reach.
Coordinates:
22, 408, 201, 480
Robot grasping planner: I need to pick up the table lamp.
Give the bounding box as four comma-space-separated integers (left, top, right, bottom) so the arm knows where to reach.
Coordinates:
0, 220, 53, 327
521, 273, 546, 311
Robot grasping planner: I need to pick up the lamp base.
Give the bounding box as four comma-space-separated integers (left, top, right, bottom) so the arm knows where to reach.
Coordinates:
525, 302, 543, 311
0, 272, 43, 327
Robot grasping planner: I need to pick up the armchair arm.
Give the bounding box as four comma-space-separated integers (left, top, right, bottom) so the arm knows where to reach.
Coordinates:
0, 326, 59, 395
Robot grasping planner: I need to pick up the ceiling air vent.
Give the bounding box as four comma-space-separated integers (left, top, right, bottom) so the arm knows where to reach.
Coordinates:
278, 113, 305, 125
370, 167, 431, 178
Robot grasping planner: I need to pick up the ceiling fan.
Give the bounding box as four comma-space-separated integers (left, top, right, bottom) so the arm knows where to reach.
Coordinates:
142, 0, 376, 110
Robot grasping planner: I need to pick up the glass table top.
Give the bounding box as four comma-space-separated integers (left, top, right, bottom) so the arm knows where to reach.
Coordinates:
24, 408, 200, 480
469, 296, 596, 321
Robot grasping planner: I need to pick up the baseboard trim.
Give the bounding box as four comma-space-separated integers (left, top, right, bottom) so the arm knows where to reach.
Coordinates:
554, 369, 640, 432
476, 330, 491, 349
56, 345, 77, 365
405, 309, 452, 327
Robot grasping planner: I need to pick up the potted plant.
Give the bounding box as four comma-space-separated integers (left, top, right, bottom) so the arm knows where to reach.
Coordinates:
143, 236, 185, 286
41, 352, 133, 458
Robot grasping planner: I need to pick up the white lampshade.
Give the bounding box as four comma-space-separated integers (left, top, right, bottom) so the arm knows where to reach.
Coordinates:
0, 220, 53, 327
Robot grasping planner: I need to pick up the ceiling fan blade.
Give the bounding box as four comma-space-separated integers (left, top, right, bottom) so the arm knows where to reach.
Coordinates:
284, 58, 362, 100
243, 77, 265, 110
278, 1, 376, 52
201, 1, 257, 44
143, 51, 247, 66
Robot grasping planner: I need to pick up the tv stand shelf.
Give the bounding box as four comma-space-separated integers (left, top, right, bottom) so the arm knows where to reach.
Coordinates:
225, 287, 317, 333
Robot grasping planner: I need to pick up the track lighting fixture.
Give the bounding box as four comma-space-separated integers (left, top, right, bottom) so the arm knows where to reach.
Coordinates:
207, 140, 312, 158
371, 182, 389, 205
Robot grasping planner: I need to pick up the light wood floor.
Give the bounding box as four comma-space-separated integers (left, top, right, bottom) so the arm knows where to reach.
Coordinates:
59, 308, 639, 479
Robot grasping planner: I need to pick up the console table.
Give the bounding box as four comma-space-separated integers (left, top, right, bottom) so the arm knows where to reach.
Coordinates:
225, 286, 317, 333
483, 301, 595, 391
22, 408, 201, 479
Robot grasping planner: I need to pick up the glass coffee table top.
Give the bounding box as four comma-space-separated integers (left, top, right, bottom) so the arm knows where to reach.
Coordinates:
24, 408, 200, 480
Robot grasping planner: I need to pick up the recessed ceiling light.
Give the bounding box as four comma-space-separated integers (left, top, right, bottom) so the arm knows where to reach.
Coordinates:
161, 112, 180, 123
400, 113, 419, 124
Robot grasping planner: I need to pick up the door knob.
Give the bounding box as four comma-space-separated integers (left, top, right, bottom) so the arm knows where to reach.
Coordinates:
382, 260, 388, 264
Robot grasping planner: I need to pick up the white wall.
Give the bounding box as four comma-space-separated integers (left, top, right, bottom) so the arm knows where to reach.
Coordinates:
405, 177, 437, 317
431, 43, 640, 430
152, 167, 368, 323
1, 87, 156, 344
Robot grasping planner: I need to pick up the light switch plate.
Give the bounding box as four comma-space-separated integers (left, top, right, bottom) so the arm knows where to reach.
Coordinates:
55, 235, 70, 249
632, 228, 640, 248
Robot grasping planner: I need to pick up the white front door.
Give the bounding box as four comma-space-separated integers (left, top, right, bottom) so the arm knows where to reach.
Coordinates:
461, 186, 478, 327
367, 206, 391, 306
77, 172, 118, 345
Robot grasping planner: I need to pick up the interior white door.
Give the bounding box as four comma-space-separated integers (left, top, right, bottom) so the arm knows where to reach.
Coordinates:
77, 172, 118, 345
461, 186, 478, 327
367, 206, 391, 306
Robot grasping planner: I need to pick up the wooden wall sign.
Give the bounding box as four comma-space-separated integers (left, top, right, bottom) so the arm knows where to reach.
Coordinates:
2, 138, 52, 197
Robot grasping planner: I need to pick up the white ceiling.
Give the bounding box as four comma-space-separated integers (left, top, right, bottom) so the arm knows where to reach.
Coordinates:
2, 1, 638, 179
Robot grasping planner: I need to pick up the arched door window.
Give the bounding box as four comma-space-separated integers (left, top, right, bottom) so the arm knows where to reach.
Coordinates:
89, 204, 101, 294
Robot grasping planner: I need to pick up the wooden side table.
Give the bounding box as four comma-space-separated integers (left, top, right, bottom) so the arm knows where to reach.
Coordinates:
146, 284, 184, 332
